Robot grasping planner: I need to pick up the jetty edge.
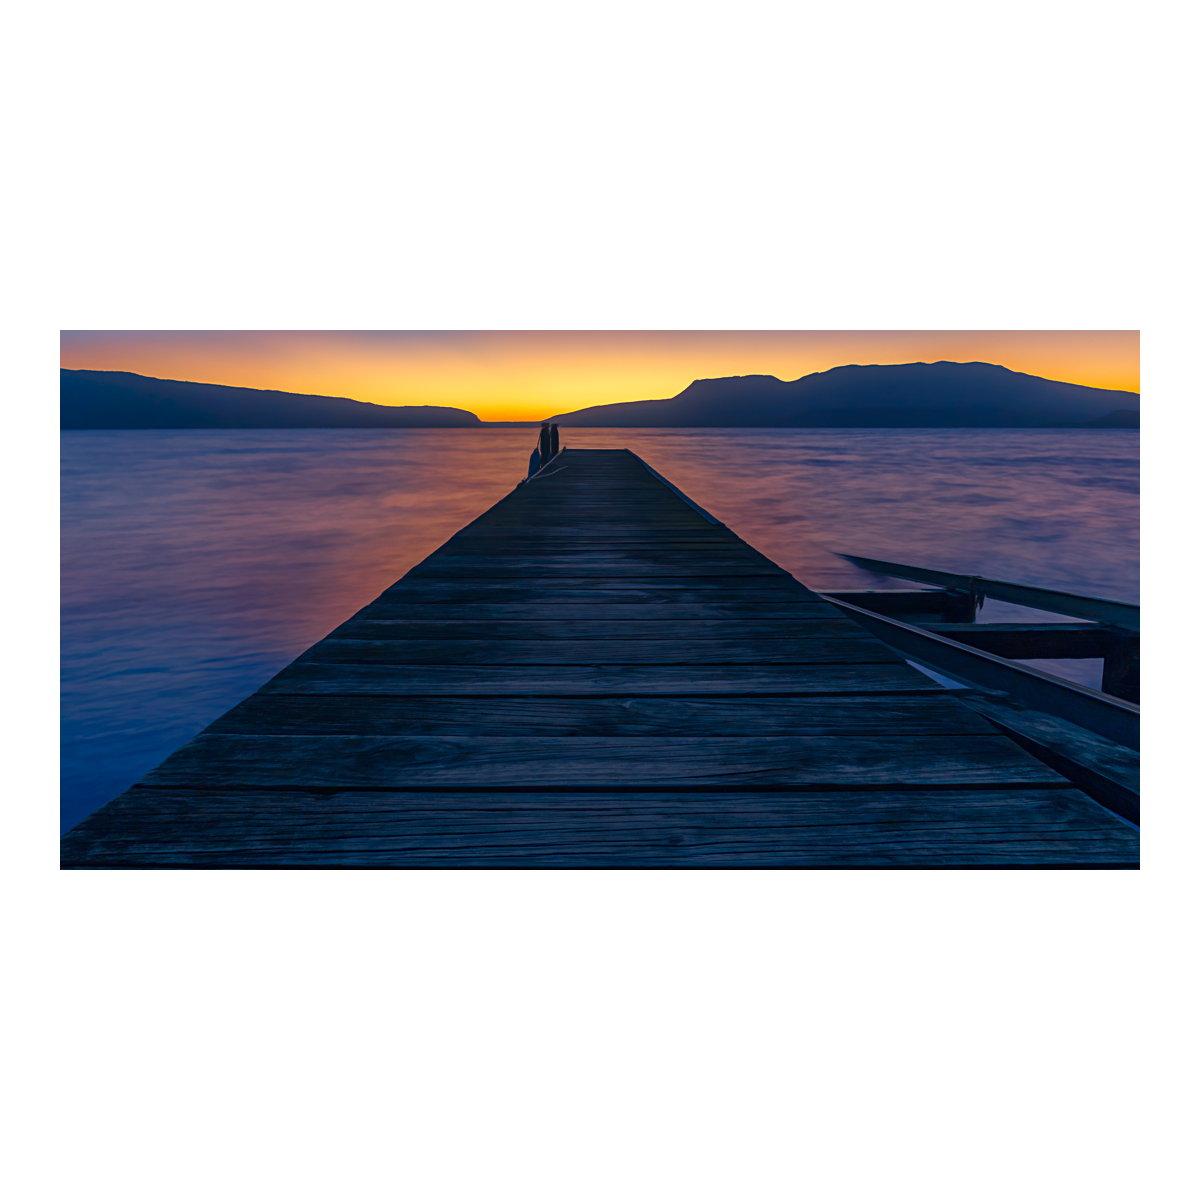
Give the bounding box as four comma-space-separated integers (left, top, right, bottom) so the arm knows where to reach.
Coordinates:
61, 444, 1138, 869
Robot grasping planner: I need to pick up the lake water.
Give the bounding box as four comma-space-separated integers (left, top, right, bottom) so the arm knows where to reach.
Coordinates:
60, 428, 1139, 832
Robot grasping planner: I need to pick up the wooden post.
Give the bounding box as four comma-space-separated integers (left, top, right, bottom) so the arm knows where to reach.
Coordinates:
539, 424, 552, 463
1102, 635, 1140, 704
943, 587, 979, 623
550, 424, 559, 457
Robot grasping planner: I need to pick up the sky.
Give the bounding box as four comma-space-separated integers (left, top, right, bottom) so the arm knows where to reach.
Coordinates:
60, 330, 1140, 422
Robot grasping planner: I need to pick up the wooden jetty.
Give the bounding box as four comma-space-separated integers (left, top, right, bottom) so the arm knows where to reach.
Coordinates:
61, 445, 1139, 869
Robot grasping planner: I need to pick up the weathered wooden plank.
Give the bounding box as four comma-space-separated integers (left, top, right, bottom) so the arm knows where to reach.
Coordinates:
257, 662, 948, 695
477, 493, 707, 507
475, 515, 719, 528
209, 693, 997, 737
440, 532, 750, 547
451, 529, 734, 540
502, 502, 710, 515
296, 636, 903, 665
359, 601, 842, 620
60, 788, 1139, 870
327, 617, 873, 642
446, 529, 740, 540
434, 550, 780, 567
441, 543, 758, 557
142, 733, 1067, 788
398, 574, 813, 590
436, 536, 769, 551
379, 580, 818, 600
407, 561, 794, 579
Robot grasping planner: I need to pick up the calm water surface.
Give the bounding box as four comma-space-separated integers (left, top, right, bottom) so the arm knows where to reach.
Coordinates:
61, 428, 1138, 831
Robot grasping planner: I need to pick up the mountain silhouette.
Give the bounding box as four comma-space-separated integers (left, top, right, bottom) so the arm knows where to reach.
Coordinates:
61, 369, 482, 428
546, 361, 1139, 427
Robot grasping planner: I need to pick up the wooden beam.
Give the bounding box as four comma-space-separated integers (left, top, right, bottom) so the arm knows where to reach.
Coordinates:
928, 622, 1124, 659
840, 554, 1138, 631
820, 589, 977, 621
954, 691, 1139, 825
823, 597, 1139, 750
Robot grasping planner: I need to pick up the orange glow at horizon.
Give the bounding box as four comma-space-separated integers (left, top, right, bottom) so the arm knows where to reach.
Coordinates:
60, 330, 1140, 422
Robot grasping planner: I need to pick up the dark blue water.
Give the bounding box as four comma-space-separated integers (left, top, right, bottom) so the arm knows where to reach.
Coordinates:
61, 428, 1139, 832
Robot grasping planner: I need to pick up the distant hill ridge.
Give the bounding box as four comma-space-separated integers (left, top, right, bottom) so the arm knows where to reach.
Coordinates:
60, 369, 482, 428
62, 361, 1140, 430
546, 361, 1139, 427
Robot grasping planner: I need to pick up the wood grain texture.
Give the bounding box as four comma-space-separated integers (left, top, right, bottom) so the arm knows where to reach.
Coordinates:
955, 690, 1140, 824
359, 601, 843, 620
60, 788, 1139, 869
62, 447, 1138, 869
295, 637, 903, 666
326, 617, 874, 641
140, 733, 1065, 789
256, 662, 950, 695
209, 694, 997, 737
407, 563, 796, 579
382, 577, 816, 595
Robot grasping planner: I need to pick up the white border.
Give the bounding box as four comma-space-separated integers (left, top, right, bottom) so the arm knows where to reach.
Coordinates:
10, 2, 1191, 1196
